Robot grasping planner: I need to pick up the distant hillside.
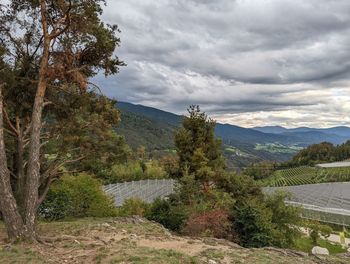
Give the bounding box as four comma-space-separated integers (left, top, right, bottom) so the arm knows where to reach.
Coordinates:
253, 125, 350, 145
115, 102, 350, 168
117, 102, 182, 127
253, 126, 288, 134
115, 106, 176, 150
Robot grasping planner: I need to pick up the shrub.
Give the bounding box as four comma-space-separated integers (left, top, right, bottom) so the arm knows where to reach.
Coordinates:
182, 209, 232, 238
39, 173, 116, 220
111, 161, 144, 182
306, 221, 332, 245
144, 161, 168, 179
117, 198, 149, 217
232, 192, 302, 248
265, 191, 302, 247
232, 198, 274, 247
145, 198, 190, 232
110, 160, 168, 183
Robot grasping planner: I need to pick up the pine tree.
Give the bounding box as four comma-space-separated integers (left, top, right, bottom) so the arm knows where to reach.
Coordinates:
175, 105, 225, 188
0, 0, 124, 241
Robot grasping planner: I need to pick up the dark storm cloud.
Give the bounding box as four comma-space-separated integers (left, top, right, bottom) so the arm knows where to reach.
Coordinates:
95, 0, 350, 127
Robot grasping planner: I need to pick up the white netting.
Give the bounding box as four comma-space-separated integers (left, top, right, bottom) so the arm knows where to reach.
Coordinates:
103, 179, 176, 206
264, 182, 350, 226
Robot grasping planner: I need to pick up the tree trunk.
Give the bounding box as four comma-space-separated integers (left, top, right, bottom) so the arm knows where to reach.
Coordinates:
15, 123, 26, 219
23, 0, 51, 238
0, 85, 27, 240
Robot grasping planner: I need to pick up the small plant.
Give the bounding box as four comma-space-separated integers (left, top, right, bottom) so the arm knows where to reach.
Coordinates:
40, 173, 117, 220
182, 209, 232, 238
306, 221, 332, 245
117, 198, 149, 217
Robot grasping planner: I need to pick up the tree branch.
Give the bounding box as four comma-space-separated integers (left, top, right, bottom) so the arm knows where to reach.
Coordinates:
37, 177, 56, 207
2, 106, 18, 136
37, 155, 85, 207
41, 155, 85, 182
49, 0, 72, 39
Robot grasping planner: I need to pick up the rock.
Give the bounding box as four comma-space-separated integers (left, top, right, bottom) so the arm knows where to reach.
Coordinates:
130, 234, 138, 239
3, 245, 11, 251
208, 260, 217, 264
311, 246, 329, 255
101, 223, 111, 228
203, 238, 218, 246
163, 229, 172, 237
347, 247, 350, 253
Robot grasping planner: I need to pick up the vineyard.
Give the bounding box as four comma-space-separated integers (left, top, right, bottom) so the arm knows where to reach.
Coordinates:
262, 166, 350, 187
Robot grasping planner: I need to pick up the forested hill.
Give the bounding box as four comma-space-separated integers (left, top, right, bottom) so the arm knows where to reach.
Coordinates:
115, 102, 350, 165
115, 103, 178, 150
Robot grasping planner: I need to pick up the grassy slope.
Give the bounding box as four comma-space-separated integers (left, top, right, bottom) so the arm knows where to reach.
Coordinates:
0, 218, 349, 264
293, 236, 347, 254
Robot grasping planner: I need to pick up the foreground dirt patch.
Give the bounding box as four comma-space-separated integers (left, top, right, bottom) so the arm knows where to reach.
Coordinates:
0, 217, 349, 264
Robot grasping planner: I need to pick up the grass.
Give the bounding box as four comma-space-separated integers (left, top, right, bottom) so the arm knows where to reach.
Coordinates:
293, 236, 347, 254
0, 247, 46, 264
109, 247, 200, 264
0, 218, 349, 263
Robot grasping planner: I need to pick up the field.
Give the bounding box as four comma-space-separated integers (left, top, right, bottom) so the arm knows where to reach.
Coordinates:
255, 143, 303, 154
0, 218, 349, 264
262, 166, 350, 187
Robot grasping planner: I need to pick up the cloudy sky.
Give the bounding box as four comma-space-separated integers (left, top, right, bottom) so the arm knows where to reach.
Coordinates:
95, 0, 350, 128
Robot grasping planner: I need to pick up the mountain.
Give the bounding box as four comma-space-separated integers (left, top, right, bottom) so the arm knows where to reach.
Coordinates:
253, 126, 288, 134
115, 102, 350, 168
117, 102, 182, 127
253, 126, 350, 145
115, 104, 177, 150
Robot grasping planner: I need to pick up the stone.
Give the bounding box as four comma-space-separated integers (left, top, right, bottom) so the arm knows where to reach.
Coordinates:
311, 246, 329, 255
208, 260, 217, 264
203, 238, 218, 246
101, 223, 111, 228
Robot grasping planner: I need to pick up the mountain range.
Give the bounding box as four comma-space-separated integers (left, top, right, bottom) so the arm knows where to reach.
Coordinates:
115, 102, 350, 168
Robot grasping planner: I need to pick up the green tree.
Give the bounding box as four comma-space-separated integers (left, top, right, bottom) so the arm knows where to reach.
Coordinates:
244, 161, 277, 180
175, 105, 225, 187
40, 173, 116, 220
0, 0, 124, 241
232, 191, 301, 248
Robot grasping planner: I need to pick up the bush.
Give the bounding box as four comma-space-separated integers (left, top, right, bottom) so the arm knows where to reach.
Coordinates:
306, 221, 332, 245
145, 198, 190, 232
232, 198, 274, 247
39, 173, 116, 220
111, 161, 144, 182
110, 160, 168, 183
117, 198, 149, 217
265, 191, 302, 247
182, 209, 232, 238
231, 192, 302, 248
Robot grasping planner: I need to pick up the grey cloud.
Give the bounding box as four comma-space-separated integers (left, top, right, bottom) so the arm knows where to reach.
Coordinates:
94, 0, 350, 127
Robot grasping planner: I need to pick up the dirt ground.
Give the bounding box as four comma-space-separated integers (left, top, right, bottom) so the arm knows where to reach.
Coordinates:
0, 217, 349, 264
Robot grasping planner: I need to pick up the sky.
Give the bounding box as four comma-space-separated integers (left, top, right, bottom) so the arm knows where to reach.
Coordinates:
95, 0, 350, 128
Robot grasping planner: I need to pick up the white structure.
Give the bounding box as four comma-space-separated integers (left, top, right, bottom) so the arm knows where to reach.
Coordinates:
264, 182, 350, 226
316, 161, 350, 168
103, 179, 175, 206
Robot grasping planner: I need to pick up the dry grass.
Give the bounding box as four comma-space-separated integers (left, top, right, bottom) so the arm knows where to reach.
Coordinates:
0, 217, 349, 264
